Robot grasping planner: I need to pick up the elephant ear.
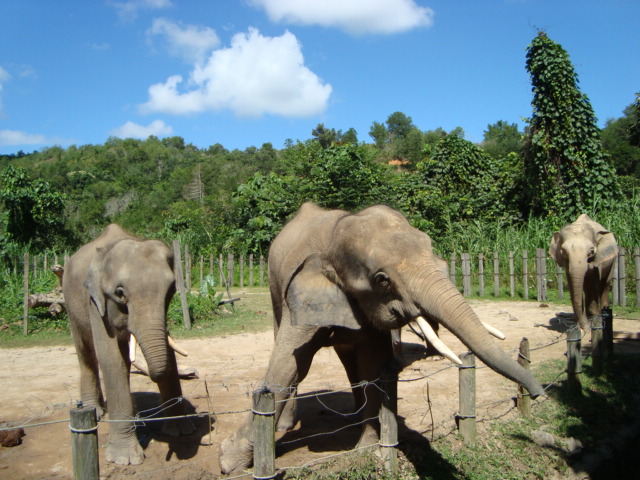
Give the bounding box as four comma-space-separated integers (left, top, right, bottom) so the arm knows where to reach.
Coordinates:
593, 230, 619, 267
84, 247, 108, 318
286, 253, 361, 330
548, 232, 565, 267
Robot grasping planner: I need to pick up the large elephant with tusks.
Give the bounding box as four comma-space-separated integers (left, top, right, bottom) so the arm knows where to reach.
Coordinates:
219, 203, 544, 473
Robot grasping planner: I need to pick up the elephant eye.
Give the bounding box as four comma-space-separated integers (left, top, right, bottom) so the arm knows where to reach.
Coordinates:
115, 286, 127, 303
373, 272, 391, 288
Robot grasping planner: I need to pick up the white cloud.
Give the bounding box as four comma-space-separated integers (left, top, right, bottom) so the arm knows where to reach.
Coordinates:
147, 18, 220, 63
110, 0, 172, 22
249, 0, 434, 35
110, 119, 174, 139
140, 28, 332, 118
0, 129, 51, 146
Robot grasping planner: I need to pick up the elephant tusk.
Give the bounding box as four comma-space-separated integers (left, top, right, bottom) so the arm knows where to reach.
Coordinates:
129, 334, 137, 363
481, 321, 505, 340
415, 316, 463, 365
168, 335, 189, 357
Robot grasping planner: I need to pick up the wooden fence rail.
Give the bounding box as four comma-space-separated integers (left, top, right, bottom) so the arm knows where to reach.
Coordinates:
446, 247, 638, 305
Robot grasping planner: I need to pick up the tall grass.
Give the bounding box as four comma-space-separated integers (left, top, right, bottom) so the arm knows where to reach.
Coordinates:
433, 194, 640, 258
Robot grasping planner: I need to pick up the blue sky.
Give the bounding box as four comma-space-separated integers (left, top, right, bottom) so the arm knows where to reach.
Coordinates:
0, 0, 638, 155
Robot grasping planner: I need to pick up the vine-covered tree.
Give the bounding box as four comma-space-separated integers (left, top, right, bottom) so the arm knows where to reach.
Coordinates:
523, 31, 619, 218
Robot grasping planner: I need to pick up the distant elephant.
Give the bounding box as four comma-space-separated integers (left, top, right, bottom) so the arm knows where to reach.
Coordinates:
63, 224, 194, 466
219, 203, 543, 473
549, 214, 619, 330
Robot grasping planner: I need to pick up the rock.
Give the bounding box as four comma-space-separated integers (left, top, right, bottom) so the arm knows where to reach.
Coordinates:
0, 428, 25, 447
532, 430, 556, 448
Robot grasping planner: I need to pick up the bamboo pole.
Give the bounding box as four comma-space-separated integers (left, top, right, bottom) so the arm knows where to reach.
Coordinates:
522, 250, 529, 300
379, 365, 398, 474
566, 327, 582, 395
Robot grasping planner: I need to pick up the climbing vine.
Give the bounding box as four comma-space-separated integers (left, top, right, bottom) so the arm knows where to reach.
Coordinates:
523, 31, 619, 219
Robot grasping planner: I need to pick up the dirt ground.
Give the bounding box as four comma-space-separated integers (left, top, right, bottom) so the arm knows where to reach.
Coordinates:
1, 297, 639, 480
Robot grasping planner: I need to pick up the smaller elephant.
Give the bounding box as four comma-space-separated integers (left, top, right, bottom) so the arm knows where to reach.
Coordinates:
549, 214, 619, 330
63, 225, 195, 465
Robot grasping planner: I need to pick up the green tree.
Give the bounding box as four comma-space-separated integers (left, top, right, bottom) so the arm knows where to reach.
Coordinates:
0, 165, 69, 251
482, 120, 523, 160
523, 32, 619, 218
386, 111, 415, 140
369, 121, 388, 148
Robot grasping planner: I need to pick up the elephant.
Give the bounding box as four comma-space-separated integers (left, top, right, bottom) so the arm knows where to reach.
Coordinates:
549, 214, 619, 330
219, 203, 544, 473
63, 224, 195, 465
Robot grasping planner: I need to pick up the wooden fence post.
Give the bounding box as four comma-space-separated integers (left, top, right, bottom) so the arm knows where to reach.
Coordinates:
612, 255, 619, 306
240, 255, 245, 288
199, 255, 204, 287
172, 240, 191, 330
23, 252, 29, 336
379, 365, 398, 474
209, 253, 214, 278
591, 314, 604, 376
522, 250, 529, 300
516, 338, 532, 417
70, 403, 99, 480
458, 352, 476, 444
228, 253, 234, 287
618, 248, 626, 307
493, 252, 499, 297
260, 256, 265, 286
566, 327, 582, 395
252, 387, 276, 480
478, 254, 485, 297
462, 253, 471, 297
509, 251, 515, 298
450, 253, 457, 287
249, 254, 254, 287
635, 247, 640, 309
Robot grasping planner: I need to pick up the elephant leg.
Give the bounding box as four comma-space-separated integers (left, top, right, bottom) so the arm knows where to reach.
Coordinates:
277, 384, 298, 431
68, 320, 105, 418
219, 323, 326, 474
90, 320, 144, 466
334, 344, 366, 413
154, 348, 196, 437
353, 330, 394, 448
584, 269, 602, 320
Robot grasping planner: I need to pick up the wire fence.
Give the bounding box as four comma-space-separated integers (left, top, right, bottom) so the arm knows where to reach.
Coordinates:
1, 313, 611, 479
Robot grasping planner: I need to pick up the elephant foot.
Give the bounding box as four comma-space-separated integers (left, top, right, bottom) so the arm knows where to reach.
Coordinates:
219, 429, 253, 474
106, 439, 145, 466
162, 417, 196, 436
355, 424, 380, 450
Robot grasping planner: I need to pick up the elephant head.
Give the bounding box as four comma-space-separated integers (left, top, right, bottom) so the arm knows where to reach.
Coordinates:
549, 214, 618, 329
84, 239, 176, 381
286, 204, 544, 397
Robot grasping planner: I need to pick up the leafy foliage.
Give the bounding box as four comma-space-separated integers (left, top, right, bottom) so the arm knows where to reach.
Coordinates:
523, 32, 619, 219
0, 165, 71, 254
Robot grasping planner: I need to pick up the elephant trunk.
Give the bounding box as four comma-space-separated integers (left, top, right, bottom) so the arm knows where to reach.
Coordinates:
410, 264, 545, 398
567, 261, 588, 329
129, 305, 171, 383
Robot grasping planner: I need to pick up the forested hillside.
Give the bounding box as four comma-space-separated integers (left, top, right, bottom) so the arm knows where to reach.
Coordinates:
1, 33, 639, 258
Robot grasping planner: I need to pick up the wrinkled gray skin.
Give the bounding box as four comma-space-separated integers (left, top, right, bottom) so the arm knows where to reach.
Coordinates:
63, 225, 194, 466
219, 203, 544, 473
549, 214, 619, 330
391, 255, 448, 363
